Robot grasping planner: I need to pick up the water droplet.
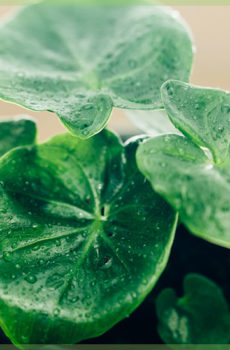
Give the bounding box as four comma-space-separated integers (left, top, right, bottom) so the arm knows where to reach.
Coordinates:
25, 275, 37, 284
99, 256, 112, 270
11, 242, 17, 249
3, 251, 13, 262
68, 296, 79, 303
32, 245, 40, 251
82, 104, 94, 111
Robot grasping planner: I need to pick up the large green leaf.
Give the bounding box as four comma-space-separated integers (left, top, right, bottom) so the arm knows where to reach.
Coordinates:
0, 130, 177, 345
156, 274, 230, 344
137, 81, 230, 248
0, 5, 193, 138
0, 116, 36, 157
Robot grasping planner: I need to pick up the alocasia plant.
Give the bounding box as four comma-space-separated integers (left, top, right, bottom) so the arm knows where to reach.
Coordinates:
0, 116, 36, 157
0, 127, 177, 345
137, 80, 230, 248
0, 4, 193, 138
156, 274, 230, 345
0, 1, 229, 347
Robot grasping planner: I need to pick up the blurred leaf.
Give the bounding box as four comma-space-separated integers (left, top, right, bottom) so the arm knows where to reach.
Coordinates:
0, 116, 36, 157
156, 274, 230, 345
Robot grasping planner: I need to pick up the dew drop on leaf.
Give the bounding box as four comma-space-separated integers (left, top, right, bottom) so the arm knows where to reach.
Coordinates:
82, 104, 94, 111
11, 242, 17, 249
68, 296, 79, 304
25, 275, 37, 284
99, 256, 112, 270
3, 251, 13, 262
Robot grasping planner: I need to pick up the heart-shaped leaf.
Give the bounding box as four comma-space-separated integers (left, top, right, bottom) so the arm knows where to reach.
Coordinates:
0, 116, 36, 157
0, 129, 177, 345
0, 5, 193, 138
137, 81, 230, 248
156, 274, 230, 344
161, 80, 230, 165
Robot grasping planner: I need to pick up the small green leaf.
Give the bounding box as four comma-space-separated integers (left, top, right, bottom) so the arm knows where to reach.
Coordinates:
156, 274, 230, 344
0, 116, 36, 157
137, 81, 230, 248
0, 130, 176, 345
161, 80, 230, 164
137, 134, 230, 247
0, 5, 193, 138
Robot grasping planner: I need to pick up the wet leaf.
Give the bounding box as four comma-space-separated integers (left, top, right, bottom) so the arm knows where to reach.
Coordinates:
161, 80, 230, 164
0, 5, 193, 138
0, 130, 176, 345
156, 274, 230, 344
137, 81, 230, 248
0, 116, 36, 157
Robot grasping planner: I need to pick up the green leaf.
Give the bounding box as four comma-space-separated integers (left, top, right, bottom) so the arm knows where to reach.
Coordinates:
156, 274, 230, 344
0, 130, 177, 345
0, 116, 36, 157
0, 5, 193, 138
137, 81, 230, 248
161, 80, 230, 165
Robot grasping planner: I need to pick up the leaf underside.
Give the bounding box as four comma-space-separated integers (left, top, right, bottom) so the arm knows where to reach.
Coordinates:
137, 80, 230, 248
0, 130, 176, 345
125, 109, 182, 136
156, 274, 230, 344
0, 5, 193, 138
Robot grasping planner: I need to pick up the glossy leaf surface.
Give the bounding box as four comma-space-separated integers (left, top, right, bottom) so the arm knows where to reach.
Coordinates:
0, 130, 176, 345
156, 274, 230, 344
0, 5, 193, 138
161, 80, 230, 164
0, 116, 36, 157
137, 81, 230, 248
